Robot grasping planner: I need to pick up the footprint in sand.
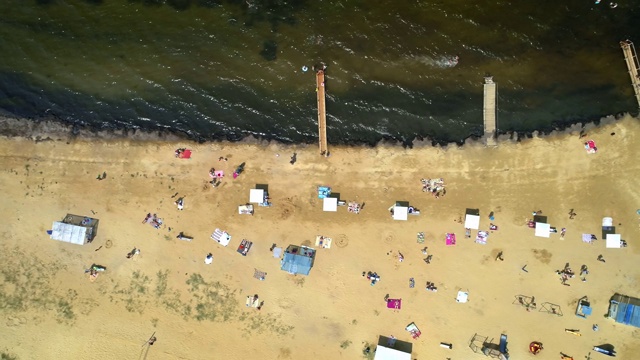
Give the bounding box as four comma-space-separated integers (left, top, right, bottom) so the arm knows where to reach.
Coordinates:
381, 231, 395, 244
277, 298, 294, 309
335, 234, 349, 248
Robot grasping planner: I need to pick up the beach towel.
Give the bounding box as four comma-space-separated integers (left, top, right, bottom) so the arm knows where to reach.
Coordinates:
409, 278, 415, 288
272, 247, 282, 258
585, 140, 597, 154
315, 235, 332, 249
417, 232, 425, 243
405, 322, 422, 339
582, 234, 593, 243
445, 233, 456, 246
179, 149, 192, 159
214, 170, 224, 178
475, 231, 488, 245
253, 269, 267, 281
386, 298, 402, 309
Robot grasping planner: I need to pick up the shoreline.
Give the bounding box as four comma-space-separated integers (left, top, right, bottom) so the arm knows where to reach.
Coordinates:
0, 111, 633, 148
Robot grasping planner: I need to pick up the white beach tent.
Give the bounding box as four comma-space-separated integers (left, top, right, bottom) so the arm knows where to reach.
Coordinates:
456, 291, 469, 303
374, 345, 411, 360
393, 206, 408, 221
323, 197, 338, 212
249, 189, 264, 204
50, 221, 88, 245
211, 229, 231, 246
465, 214, 480, 230
535, 223, 551, 238
606, 234, 622, 248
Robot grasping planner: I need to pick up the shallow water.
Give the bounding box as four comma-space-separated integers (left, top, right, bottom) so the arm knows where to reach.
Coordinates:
0, 0, 638, 144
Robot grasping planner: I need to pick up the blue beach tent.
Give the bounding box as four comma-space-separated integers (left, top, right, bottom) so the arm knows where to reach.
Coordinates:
318, 186, 331, 199
280, 245, 316, 276
608, 293, 640, 328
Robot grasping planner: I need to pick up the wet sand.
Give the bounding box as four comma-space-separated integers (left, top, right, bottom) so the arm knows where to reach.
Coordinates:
0, 116, 639, 359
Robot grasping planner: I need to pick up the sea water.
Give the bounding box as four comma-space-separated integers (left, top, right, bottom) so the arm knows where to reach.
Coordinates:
0, 0, 638, 145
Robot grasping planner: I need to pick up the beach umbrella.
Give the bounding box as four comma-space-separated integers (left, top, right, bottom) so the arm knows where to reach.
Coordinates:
529, 341, 543, 355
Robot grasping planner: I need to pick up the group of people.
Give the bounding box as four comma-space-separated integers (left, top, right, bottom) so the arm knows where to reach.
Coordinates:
556, 263, 576, 285
420, 178, 446, 199
364, 271, 381, 286
142, 213, 163, 229
425, 281, 438, 292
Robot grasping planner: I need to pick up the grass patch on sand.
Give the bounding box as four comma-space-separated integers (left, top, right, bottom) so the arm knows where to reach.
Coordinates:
242, 312, 295, 336
187, 273, 238, 322
0, 245, 89, 324
1, 352, 18, 360
154, 270, 169, 298
110, 270, 152, 313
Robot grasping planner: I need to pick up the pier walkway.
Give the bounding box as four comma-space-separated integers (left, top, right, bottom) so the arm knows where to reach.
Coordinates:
316, 70, 328, 155
483, 76, 497, 146
620, 40, 640, 109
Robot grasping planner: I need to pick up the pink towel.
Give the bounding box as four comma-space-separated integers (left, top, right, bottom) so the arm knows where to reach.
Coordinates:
387, 299, 402, 309
446, 233, 456, 246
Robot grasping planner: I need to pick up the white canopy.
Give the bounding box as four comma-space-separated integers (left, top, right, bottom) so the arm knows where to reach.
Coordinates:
535, 222, 550, 238
323, 197, 338, 212
465, 214, 480, 230
602, 217, 613, 227
606, 234, 622, 248
374, 345, 411, 360
50, 222, 88, 245
249, 189, 264, 203
393, 206, 408, 221
456, 291, 469, 303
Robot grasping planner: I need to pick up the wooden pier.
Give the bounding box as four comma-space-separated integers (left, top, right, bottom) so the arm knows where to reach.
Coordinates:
316, 70, 328, 155
620, 40, 640, 109
483, 76, 497, 146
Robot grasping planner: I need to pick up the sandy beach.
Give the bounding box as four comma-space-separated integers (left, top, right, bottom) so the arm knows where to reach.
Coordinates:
0, 116, 639, 360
